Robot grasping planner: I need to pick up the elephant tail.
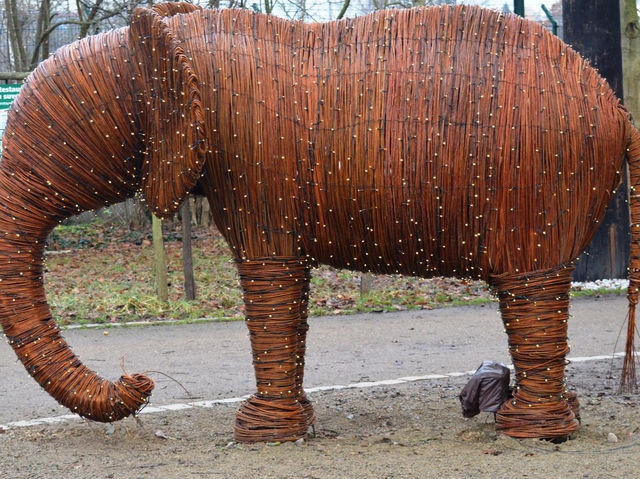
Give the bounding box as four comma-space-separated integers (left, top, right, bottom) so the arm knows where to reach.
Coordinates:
623, 125, 640, 392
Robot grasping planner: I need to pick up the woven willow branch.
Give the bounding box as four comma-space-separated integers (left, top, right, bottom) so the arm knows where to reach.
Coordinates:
0, 3, 639, 439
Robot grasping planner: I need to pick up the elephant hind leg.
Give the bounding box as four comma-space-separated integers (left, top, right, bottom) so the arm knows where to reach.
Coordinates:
491, 265, 579, 440
234, 258, 312, 443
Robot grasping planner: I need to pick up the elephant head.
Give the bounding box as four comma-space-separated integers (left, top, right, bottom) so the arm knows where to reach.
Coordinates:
0, 3, 206, 421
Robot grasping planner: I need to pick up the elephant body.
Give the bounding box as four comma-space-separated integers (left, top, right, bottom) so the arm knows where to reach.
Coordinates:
174, 7, 628, 278
1, 3, 639, 442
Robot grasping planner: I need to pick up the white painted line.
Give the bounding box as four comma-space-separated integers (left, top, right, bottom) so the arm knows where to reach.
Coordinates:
0, 351, 626, 432
138, 403, 196, 414
569, 352, 624, 362
366, 379, 406, 386
146, 403, 194, 413
5, 415, 81, 428
36, 414, 79, 424
306, 385, 343, 392
63, 317, 225, 330
190, 396, 249, 408
135, 406, 166, 414
397, 374, 449, 381
346, 380, 389, 388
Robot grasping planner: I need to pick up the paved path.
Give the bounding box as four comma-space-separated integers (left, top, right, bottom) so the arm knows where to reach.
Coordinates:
0, 295, 629, 424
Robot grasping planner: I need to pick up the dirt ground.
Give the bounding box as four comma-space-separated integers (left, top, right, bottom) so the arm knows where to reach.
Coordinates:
1, 360, 638, 479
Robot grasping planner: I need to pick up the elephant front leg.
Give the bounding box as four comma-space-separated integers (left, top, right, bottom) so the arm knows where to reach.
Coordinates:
234, 258, 312, 443
491, 265, 579, 440
296, 267, 315, 426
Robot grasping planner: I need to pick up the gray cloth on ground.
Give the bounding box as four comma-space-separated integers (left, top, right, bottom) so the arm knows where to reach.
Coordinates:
459, 360, 510, 418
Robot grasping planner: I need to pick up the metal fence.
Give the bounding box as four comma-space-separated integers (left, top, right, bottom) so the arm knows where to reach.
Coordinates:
0, 7, 130, 81
0, 11, 88, 73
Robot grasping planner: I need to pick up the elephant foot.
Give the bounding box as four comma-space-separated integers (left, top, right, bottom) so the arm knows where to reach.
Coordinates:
496, 393, 579, 440
234, 395, 310, 443
298, 392, 316, 428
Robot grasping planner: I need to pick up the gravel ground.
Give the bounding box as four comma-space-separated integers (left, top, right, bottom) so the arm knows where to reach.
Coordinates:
1, 359, 638, 479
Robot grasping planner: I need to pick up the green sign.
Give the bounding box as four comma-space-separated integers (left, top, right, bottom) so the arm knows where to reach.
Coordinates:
1, 84, 22, 151
0, 84, 21, 110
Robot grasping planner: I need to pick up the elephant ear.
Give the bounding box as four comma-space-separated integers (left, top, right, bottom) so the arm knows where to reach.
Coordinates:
129, 7, 207, 218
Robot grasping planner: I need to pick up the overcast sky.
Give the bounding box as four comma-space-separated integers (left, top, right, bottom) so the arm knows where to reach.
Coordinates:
290, 1, 560, 23
477, 0, 548, 11
483, 0, 552, 16
468, 0, 556, 19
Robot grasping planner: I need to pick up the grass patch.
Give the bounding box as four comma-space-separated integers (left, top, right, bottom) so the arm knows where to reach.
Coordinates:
570, 287, 626, 298
45, 230, 245, 325
44, 223, 497, 326
43, 221, 627, 327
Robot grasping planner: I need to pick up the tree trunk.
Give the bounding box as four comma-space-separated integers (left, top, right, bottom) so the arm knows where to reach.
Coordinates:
5, 0, 28, 71
181, 197, 197, 300
193, 196, 211, 227
621, 0, 640, 120
337, 0, 351, 19
152, 214, 169, 302
31, 0, 51, 68
360, 272, 374, 297
79, 0, 105, 39
563, 0, 629, 281
41, 0, 50, 61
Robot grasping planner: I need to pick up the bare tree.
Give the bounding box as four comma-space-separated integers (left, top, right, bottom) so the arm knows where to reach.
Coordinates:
3, 0, 144, 72
4, 0, 28, 70
337, 0, 350, 18
152, 213, 169, 302
365, 0, 454, 12
181, 197, 197, 301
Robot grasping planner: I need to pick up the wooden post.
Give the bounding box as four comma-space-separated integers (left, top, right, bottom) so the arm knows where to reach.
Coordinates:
152, 213, 169, 302
563, 0, 630, 281
360, 272, 374, 297
181, 197, 197, 300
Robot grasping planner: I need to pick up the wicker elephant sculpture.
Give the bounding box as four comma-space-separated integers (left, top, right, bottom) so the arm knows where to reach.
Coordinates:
1, 3, 639, 442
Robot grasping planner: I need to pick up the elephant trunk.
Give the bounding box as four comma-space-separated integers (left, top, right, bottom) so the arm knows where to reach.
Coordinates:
0, 28, 154, 421
622, 125, 640, 392
0, 194, 153, 421
0, 4, 206, 422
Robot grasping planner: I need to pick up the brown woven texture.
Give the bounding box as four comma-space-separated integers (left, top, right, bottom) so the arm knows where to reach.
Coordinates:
234, 258, 312, 442
492, 265, 578, 439
1, 3, 639, 439
622, 126, 640, 392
